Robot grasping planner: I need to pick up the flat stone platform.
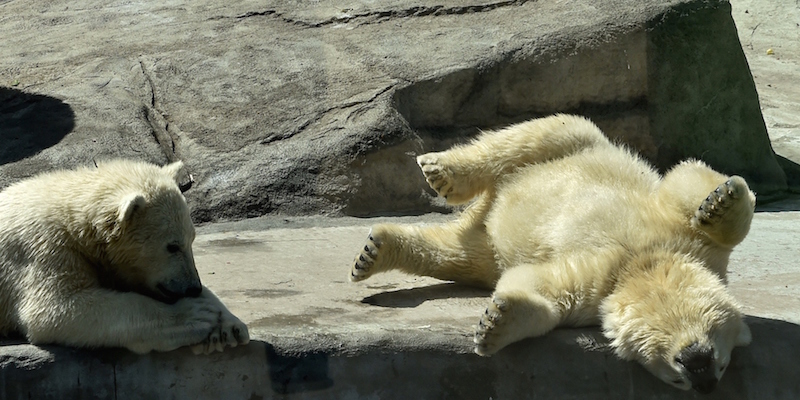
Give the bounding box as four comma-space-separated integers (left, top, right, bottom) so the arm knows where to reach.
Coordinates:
2, 0, 800, 397
2, 206, 799, 399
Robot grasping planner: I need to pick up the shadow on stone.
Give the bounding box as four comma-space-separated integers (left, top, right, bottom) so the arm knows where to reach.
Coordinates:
360, 282, 490, 308
264, 342, 333, 394
755, 195, 800, 212
1, 316, 799, 398
718, 316, 800, 398
462, 315, 800, 399
753, 155, 800, 211
0, 87, 75, 165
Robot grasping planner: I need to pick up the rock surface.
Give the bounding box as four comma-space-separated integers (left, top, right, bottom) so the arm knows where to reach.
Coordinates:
1, 1, 800, 397
730, 0, 800, 190
1, 0, 797, 223
2, 210, 800, 399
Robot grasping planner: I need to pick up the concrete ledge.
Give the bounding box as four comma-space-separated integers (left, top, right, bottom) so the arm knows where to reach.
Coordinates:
2, 317, 799, 399
2, 210, 800, 399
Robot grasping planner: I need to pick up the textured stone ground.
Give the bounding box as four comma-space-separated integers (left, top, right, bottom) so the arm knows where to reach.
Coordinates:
730, 0, 800, 165
1, 0, 799, 398
2, 0, 797, 222
2, 211, 798, 399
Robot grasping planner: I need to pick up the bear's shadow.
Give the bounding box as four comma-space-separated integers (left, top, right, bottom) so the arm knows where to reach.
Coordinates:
360, 282, 490, 308
0, 87, 75, 165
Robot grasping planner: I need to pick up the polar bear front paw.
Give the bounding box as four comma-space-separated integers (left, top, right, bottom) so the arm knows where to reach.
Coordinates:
692, 176, 751, 227
350, 229, 382, 282
474, 295, 512, 356
191, 312, 250, 355
221, 314, 250, 347
128, 296, 221, 354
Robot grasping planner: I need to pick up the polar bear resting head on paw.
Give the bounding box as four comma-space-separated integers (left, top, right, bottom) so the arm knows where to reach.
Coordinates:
99, 162, 200, 304
0, 159, 249, 354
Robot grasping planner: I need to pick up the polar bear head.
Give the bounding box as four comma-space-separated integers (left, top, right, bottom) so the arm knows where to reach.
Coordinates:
95, 160, 200, 304
600, 252, 751, 393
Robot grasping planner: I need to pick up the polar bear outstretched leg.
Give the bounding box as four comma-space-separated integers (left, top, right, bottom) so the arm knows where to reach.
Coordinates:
661, 160, 755, 249
350, 222, 498, 288
417, 114, 610, 204
474, 264, 562, 356
20, 283, 249, 354
351, 197, 499, 288
691, 176, 755, 248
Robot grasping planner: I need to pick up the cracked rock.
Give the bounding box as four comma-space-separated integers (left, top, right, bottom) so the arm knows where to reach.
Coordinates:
1, 0, 796, 222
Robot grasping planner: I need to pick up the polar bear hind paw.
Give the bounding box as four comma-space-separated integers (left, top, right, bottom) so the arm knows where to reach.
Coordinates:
350, 231, 381, 282
692, 177, 749, 227
417, 153, 456, 199
474, 295, 512, 356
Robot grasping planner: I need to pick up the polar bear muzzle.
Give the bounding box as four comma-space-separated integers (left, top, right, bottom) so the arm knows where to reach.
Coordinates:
153, 253, 203, 304
156, 279, 202, 304
676, 341, 717, 394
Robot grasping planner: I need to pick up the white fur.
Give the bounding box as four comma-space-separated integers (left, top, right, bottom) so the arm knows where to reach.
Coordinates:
350, 114, 754, 392
0, 159, 249, 354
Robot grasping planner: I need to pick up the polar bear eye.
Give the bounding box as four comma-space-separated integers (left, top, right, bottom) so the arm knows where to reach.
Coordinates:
166, 244, 181, 254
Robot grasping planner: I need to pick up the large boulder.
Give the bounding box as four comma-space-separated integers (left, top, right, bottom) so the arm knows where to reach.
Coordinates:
1, 0, 794, 222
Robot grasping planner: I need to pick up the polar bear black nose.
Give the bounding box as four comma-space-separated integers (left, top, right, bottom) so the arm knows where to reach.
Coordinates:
677, 342, 718, 394
677, 342, 713, 373
185, 284, 202, 298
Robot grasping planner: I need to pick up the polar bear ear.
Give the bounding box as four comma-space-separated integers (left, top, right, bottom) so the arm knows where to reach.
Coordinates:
735, 319, 752, 347
162, 161, 194, 193
119, 193, 147, 225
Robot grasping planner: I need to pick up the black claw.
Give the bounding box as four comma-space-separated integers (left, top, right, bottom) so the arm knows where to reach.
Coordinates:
359, 255, 366, 262
364, 245, 371, 252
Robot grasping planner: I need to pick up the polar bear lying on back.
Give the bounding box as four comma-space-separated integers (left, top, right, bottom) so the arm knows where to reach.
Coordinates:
350, 114, 753, 393
0, 160, 248, 354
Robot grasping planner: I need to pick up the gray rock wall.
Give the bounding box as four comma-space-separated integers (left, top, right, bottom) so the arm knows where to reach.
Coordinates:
1, 0, 795, 222
2, 317, 799, 399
